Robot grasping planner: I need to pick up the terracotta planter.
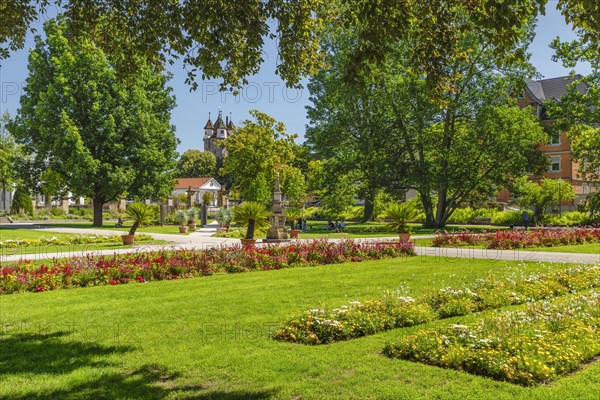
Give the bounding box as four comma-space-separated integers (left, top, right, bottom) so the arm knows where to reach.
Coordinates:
187, 223, 197, 230
289, 229, 300, 239
398, 232, 411, 242
216, 227, 228, 234
179, 226, 189, 233
241, 238, 257, 248
121, 234, 135, 245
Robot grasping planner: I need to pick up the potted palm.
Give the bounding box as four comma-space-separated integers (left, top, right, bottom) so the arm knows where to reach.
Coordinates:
286, 207, 303, 239
233, 201, 271, 248
187, 208, 198, 229
215, 207, 233, 233
121, 202, 158, 245
175, 210, 189, 233
385, 202, 419, 242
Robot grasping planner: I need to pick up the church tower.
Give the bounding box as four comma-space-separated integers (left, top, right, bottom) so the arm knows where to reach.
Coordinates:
203, 109, 234, 161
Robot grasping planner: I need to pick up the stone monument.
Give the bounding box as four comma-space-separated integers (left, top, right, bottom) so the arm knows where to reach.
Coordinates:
264, 176, 289, 242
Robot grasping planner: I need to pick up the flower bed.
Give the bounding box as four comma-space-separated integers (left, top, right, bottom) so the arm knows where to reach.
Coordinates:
273, 294, 436, 344
383, 291, 600, 386
0, 233, 154, 249
274, 265, 600, 344
432, 227, 600, 249
0, 239, 415, 294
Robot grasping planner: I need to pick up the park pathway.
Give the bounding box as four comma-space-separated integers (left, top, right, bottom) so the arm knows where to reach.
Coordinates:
1, 223, 598, 265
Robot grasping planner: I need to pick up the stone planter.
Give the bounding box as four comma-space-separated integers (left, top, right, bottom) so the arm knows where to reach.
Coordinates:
121, 234, 135, 245
179, 226, 189, 234
398, 232, 411, 242
241, 238, 257, 248
289, 229, 300, 239
216, 227, 228, 234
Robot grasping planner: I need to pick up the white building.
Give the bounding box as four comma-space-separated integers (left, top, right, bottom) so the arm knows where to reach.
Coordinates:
173, 177, 222, 206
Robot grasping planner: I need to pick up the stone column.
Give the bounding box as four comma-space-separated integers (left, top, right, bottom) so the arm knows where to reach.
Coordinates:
61, 197, 70, 213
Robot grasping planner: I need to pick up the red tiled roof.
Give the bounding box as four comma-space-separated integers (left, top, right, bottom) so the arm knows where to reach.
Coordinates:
174, 177, 212, 189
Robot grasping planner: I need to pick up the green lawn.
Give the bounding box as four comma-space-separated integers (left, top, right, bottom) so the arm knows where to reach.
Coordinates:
38, 222, 190, 235
0, 256, 597, 399
412, 237, 600, 254
0, 228, 166, 256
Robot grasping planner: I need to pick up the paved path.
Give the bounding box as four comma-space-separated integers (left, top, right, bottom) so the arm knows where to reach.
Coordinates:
1, 223, 598, 265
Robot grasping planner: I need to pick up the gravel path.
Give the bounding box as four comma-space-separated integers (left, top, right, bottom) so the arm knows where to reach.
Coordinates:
1, 223, 598, 264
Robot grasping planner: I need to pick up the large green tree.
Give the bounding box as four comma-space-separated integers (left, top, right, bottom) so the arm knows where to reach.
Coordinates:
306, 31, 400, 221
220, 110, 304, 204
383, 32, 547, 228
308, 23, 548, 228
10, 19, 178, 226
176, 150, 217, 178
3, 1, 599, 96
0, 113, 21, 211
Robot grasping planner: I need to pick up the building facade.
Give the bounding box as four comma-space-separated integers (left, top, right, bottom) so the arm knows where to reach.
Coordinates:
498, 76, 593, 208
203, 110, 234, 161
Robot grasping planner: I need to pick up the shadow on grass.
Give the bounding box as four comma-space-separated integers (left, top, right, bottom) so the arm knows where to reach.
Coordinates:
0, 332, 277, 399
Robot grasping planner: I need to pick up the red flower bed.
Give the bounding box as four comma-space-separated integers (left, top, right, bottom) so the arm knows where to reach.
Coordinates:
0, 239, 414, 294
433, 228, 600, 249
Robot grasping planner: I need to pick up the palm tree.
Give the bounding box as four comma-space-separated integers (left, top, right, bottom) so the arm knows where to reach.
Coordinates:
125, 203, 158, 235
385, 202, 419, 234
233, 202, 271, 240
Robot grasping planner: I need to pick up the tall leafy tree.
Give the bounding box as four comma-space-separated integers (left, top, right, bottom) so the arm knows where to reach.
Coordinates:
3, 1, 599, 97
308, 24, 547, 228
220, 110, 304, 204
10, 19, 178, 226
176, 150, 217, 178
306, 31, 400, 221
382, 29, 547, 228
512, 176, 576, 223
0, 113, 21, 211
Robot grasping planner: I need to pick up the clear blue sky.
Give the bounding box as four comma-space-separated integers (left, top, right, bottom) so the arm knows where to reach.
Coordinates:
0, 4, 591, 153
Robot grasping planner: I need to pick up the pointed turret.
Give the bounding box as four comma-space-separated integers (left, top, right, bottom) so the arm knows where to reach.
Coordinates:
203, 112, 214, 130
227, 112, 234, 130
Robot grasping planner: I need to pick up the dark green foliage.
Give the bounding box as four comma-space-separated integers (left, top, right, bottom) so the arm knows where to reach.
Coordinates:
11, 184, 32, 215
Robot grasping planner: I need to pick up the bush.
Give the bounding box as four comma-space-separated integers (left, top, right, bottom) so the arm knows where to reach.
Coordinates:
10, 185, 33, 216
491, 210, 533, 224
50, 207, 65, 216
542, 211, 589, 226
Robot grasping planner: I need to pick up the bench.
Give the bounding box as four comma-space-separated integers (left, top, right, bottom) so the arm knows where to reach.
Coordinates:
470, 217, 491, 225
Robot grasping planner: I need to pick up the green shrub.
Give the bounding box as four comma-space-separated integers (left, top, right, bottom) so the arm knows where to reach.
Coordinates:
10, 185, 33, 216
543, 211, 589, 226
50, 207, 65, 216
491, 210, 533, 224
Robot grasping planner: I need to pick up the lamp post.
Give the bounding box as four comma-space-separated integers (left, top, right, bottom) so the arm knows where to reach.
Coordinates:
558, 179, 562, 217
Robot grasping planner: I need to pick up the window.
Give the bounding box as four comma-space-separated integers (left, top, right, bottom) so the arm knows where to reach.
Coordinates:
549, 156, 561, 172
549, 131, 561, 145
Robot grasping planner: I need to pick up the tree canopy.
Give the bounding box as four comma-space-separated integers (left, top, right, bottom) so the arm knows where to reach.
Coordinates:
9, 19, 178, 226
176, 150, 217, 178
307, 23, 548, 228
3, 1, 600, 97
0, 113, 21, 211
511, 176, 576, 222
220, 110, 304, 204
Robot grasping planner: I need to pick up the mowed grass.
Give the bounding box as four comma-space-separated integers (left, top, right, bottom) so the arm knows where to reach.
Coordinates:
1, 256, 598, 399
39, 222, 189, 235
413, 237, 600, 254
0, 227, 166, 256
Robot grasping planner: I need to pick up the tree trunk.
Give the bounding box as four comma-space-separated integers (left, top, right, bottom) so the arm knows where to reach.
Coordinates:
246, 219, 255, 239
93, 197, 104, 227
361, 192, 376, 223
129, 221, 139, 236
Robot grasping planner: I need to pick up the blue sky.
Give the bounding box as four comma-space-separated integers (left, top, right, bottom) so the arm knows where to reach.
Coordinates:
0, 4, 591, 153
